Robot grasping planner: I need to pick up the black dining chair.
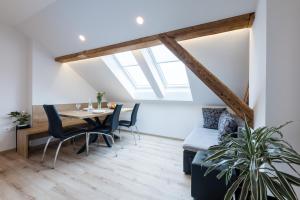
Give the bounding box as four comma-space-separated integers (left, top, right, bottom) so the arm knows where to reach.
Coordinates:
42, 105, 88, 168
86, 104, 123, 156
118, 103, 140, 145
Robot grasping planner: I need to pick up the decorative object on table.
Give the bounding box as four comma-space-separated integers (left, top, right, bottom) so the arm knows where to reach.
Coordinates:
75, 103, 81, 111
88, 97, 93, 112
8, 111, 30, 127
202, 107, 226, 129
107, 102, 117, 109
204, 121, 300, 200
97, 92, 105, 109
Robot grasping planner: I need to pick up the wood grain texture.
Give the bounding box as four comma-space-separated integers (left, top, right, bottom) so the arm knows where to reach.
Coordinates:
243, 83, 249, 105
55, 13, 255, 63
1, 133, 192, 200
158, 34, 253, 125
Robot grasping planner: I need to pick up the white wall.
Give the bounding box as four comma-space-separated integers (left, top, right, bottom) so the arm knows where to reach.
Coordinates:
266, 3, 300, 195
0, 24, 30, 151
120, 102, 203, 140
31, 42, 98, 105
183, 29, 249, 105
250, 0, 300, 195
265, 0, 300, 151
249, 0, 267, 127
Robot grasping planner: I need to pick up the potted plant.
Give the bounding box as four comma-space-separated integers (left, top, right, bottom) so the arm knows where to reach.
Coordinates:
205, 121, 300, 200
97, 92, 105, 109
8, 111, 30, 127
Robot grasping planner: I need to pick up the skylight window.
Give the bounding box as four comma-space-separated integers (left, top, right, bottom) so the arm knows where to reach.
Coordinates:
115, 52, 137, 66
149, 45, 189, 88
114, 52, 151, 89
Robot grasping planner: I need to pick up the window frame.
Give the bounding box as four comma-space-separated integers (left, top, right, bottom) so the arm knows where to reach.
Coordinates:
112, 55, 151, 89
147, 47, 190, 88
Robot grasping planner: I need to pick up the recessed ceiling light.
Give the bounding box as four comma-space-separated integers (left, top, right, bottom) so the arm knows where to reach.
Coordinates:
79, 35, 86, 42
136, 16, 144, 25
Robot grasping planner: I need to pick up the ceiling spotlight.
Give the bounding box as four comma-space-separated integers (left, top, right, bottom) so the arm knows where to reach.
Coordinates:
136, 16, 144, 25
78, 35, 86, 42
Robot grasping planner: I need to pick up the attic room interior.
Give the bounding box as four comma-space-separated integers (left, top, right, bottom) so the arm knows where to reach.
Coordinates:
0, 0, 300, 199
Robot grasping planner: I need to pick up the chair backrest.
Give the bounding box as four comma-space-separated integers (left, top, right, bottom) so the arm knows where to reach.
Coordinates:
43, 105, 64, 138
110, 104, 123, 132
130, 103, 140, 126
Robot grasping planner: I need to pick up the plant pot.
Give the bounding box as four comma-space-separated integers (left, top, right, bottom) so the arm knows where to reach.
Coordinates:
17, 124, 29, 128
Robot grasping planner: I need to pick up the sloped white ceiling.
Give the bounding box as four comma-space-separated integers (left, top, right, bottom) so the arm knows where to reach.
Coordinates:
18, 0, 257, 56
0, 0, 56, 26
68, 58, 133, 102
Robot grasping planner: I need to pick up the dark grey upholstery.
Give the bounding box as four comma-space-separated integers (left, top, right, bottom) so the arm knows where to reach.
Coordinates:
42, 105, 87, 168
119, 103, 140, 128
92, 104, 123, 135
43, 105, 86, 139
218, 111, 238, 142
183, 125, 219, 174
202, 107, 226, 129
118, 103, 140, 145
191, 151, 236, 200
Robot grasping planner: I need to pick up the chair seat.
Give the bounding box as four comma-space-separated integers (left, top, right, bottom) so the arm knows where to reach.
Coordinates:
119, 120, 131, 127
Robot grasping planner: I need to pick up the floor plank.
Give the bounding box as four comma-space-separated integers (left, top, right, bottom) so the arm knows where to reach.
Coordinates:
0, 132, 192, 200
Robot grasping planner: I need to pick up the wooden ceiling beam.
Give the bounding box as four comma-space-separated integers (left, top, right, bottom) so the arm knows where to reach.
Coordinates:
55, 13, 255, 63
158, 34, 254, 125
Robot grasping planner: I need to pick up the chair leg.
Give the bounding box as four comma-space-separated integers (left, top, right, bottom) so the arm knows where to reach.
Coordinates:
108, 134, 118, 157
41, 136, 53, 162
118, 128, 122, 141
88, 132, 118, 157
53, 141, 63, 169
135, 125, 141, 140
71, 137, 76, 150
131, 127, 137, 145
86, 133, 89, 156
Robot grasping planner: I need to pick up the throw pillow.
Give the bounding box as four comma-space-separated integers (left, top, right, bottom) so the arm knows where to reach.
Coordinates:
218, 111, 238, 141
202, 107, 226, 129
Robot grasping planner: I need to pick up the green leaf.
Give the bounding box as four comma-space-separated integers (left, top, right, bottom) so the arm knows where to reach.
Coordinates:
204, 159, 234, 176
216, 168, 230, 180
205, 149, 228, 161
224, 175, 246, 200
281, 172, 300, 186
261, 173, 285, 200
258, 176, 267, 200
208, 145, 227, 151
274, 169, 297, 200
250, 157, 258, 200
239, 174, 250, 200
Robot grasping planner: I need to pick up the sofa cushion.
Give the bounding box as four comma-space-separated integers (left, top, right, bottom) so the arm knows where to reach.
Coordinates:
218, 111, 238, 141
183, 127, 219, 152
202, 107, 226, 129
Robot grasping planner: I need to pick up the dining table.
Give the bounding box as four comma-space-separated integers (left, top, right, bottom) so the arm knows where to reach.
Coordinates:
59, 107, 133, 154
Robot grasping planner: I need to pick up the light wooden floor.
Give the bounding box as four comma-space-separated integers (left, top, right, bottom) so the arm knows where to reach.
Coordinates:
0, 132, 192, 200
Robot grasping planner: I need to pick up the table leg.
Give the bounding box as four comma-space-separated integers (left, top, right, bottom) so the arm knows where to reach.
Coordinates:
77, 118, 112, 154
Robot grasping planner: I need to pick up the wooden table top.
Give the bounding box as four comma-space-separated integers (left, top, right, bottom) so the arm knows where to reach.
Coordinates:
59, 107, 133, 119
